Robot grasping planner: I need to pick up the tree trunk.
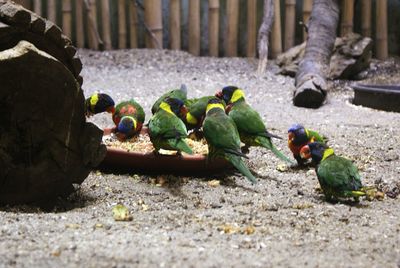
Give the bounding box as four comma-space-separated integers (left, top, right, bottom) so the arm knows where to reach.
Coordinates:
0, 2, 105, 204
293, 0, 339, 108
257, 0, 274, 74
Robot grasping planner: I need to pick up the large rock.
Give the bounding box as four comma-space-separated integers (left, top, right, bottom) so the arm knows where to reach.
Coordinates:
0, 40, 105, 204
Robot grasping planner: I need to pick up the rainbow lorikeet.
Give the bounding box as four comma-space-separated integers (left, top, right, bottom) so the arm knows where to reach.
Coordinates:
85, 92, 115, 117
151, 84, 187, 114
300, 142, 367, 202
203, 98, 257, 184
148, 97, 193, 155
216, 86, 294, 165
288, 124, 327, 166
182, 95, 218, 131
112, 99, 145, 139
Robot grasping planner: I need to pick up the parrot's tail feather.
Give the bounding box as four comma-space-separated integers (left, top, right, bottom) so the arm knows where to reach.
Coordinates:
173, 139, 193, 155
226, 154, 257, 184
264, 131, 283, 140
224, 148, 249, 159
180, 84, 188, 95
259, 137, 294, 164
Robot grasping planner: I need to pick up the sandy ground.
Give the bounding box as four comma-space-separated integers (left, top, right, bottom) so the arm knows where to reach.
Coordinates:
1, 49, 400, 267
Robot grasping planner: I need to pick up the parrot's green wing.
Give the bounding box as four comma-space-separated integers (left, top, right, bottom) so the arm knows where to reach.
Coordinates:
149, 109, 192, 154
187, 96, 215, 119
151, 85, 188, 114
317, 155, 363, 198
307, 129, 327, 143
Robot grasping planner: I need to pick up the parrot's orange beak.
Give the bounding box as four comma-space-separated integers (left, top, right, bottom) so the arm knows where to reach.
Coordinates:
107, 106, 116, 114
288, 132, 295, 141
215, 91, 223, 99
300, 145, 311, 159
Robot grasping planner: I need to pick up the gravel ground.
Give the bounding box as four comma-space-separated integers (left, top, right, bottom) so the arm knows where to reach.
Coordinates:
1, 49, 400, 268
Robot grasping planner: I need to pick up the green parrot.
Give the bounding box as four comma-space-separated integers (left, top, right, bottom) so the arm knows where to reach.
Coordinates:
151, 84, 187, 114
216, 86, 294, 165
183, 95, 218, 130
148, 97, 193, 155
85, 92, 115, 117
288, 124, 327, 166
112, 99, 145, 139
300, 142, 367, 202
202, 98, 257, 184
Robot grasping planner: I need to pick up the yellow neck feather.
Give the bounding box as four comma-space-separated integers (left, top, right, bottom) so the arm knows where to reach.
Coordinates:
206, 103, 225, 113
322, 148, 334, 160
231, 89, 245, 103
125, 116, 137, 129
90, 93, 99, 109
159, 101, 174, 114
186, 112, 198, 125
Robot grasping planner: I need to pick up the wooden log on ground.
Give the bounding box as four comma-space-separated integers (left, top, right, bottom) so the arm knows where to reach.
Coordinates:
100, 0, 112, 50
376, 0, 388, 60
208, 0, 219, 57
169, 0, 180, 50
118, 0, 127, 49
144, 0, 162, 49
188, 0, 200, 55
284, 0, 295, 51
361, 0, 371, 37
270, 0, 282, 58
226, 0, 239, 57
75, 0, 84, 48
293, 0, 340, 108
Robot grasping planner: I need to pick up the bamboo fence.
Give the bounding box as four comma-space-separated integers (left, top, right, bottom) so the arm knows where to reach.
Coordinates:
13, 0, 392, 60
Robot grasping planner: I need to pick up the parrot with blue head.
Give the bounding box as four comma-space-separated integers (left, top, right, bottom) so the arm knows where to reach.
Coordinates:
85, 92, 115, 117
151, 84, 188, 114
112, 99, 145, 140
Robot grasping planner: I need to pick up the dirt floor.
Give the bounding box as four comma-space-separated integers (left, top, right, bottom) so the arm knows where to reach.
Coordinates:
1, 49, 399, 267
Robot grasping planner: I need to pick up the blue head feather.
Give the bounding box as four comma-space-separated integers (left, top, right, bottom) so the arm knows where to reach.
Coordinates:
288, 124, 308, 145
117, 116, 135, 135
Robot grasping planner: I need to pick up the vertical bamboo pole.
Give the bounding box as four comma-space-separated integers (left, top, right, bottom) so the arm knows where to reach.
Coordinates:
62, 0, 72, 38
144, 0, 163, 49
129, 0, 138, 48
14, 0, 31, 9
270, 0, 282, 58
188, 0, 200, 55
226, 0, 239, 57
340, 0, 354, 36
118, 0, 127, 49
376, 0, 388, 60
169, 0, 181, 50
284, 0, 295, 51
75, 0, 84, 48
87, 0, 99, 49
208, 0, 219, 57
33, 0, 41, 16
361, 0, 371, 37
47, 0, 56, 22
302, 0, 312, 41
246, 0, 257, 57
101, 0, 112, 50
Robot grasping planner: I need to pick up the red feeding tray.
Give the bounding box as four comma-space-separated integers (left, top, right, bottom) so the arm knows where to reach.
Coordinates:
98, 127, 231, 174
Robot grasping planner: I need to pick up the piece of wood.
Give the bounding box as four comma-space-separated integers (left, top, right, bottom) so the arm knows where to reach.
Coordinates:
118, 0, 127, 49
294, 0, 340, 108
62, 0, 72, 38
284, 0, 295, 51
128, 0, 138, 48
376, 0, 388, 60
302, 0, 312, 41
246, 0, 257, 57
0, 2, 31, 28
340, 0, 354, 36
47, 0, 56, 23
75, 0, 84, 48
33, 0, 41, 16
169, 0, 181, 50
30, 13, 45, 34
13, 0, 31, 9
270, 0, 282, 58
361, 0, 371, 37
144, 0, 163, 49
85, 0, 101, 50
208, 0, 219, 57
257, 0, 274, 74
100, 0, 112, 50
188, 0, 200, 55
226, 0, 239, 57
